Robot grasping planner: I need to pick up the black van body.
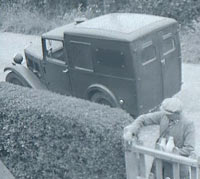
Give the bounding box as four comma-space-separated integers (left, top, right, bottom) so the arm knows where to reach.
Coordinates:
4, 13, 182, 116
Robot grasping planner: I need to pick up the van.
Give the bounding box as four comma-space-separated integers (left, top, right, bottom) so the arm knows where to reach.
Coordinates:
4, 13, 182, 116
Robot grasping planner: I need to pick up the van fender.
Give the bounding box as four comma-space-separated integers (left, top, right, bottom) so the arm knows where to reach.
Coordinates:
86, 84, 120, 107
4, 65, 47, 90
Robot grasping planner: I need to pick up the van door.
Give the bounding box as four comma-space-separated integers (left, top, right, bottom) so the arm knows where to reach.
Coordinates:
135, 34, 163, 114
66, 40, 94, 97
43, 38, 72, 95
158, 27, 182, 98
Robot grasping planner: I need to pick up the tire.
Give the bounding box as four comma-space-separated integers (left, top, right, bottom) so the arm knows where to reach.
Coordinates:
5, 72, 29, 87
90, 92, 117, 107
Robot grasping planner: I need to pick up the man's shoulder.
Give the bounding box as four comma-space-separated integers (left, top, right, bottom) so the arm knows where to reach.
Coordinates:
181, 114, 194, 126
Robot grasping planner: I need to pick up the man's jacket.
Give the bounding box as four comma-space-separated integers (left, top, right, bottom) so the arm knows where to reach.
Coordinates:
129, 111, 195, 156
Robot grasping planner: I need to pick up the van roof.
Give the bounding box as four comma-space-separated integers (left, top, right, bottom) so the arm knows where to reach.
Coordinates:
42, 13, 177, 42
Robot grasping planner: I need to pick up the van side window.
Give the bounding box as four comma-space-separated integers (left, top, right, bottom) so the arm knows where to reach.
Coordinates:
69, 41, 93, 71
95, 48, 125, 69
141, 42, 156, 66
45, 39, 64, 61
162, 37, 175, 55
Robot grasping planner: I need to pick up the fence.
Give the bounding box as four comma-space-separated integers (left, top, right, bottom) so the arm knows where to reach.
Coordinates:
125, 139, 200, 179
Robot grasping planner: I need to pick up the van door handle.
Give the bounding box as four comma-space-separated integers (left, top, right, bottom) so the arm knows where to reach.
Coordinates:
161, 58, 165, 65
62, 69, 69, 73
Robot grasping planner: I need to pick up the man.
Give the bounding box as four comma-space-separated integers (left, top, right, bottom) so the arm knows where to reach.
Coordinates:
124, 97, 195, 179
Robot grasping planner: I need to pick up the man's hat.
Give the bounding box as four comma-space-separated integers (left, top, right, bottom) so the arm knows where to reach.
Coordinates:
160, 97, 182, 115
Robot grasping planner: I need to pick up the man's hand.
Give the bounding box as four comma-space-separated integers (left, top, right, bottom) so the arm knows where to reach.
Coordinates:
172, 147, 180, 155
123, 131, 133, 141
123, 125, 136, 141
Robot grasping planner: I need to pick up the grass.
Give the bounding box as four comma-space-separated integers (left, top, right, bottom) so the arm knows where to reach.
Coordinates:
0, 4, 99, 35
180, 20, 200, 63
0, 7, 67, 35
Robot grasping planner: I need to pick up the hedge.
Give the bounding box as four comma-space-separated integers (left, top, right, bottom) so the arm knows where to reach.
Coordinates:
0, 82, 133, 179
1, 0, 200, 25
1, 0, 200, 35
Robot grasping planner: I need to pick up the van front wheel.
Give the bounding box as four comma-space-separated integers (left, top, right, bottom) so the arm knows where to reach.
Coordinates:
90, 92, 117, 107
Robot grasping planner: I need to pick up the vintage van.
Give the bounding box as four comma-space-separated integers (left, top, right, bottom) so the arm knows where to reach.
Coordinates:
4, 13, 182, 117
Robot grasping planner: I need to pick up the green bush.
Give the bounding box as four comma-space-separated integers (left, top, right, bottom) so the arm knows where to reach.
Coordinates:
122, 0, 200, 26
2, 0, 200, 24
180, 21, 200, 63
0, 1, 100, 35
1, 0, 200, 34
0, 82, 133, 179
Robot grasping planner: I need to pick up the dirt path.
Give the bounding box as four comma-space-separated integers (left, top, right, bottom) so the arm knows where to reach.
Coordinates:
0, 32, 40, 81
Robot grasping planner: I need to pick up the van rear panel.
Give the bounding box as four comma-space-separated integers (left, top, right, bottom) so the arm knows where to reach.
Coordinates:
159, 24, 182, 98
134, 23, 181, 115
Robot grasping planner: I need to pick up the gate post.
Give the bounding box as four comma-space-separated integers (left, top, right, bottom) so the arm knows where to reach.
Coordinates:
125, 141, 138, 179
124, 139, 146, 179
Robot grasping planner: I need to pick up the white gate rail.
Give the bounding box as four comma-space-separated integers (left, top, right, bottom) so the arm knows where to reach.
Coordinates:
125, 140, 200, 179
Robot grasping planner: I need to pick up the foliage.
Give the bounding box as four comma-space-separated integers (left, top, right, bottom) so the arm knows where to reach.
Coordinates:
180, 21, 200, 63
1, 0, 200, 23
0, 1, 99, 34
1, 0, 200, 34
0, 82, 133, 179
125, 0, 200, 26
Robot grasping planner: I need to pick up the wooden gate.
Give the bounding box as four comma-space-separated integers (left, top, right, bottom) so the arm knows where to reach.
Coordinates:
124, 140, 200, 179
